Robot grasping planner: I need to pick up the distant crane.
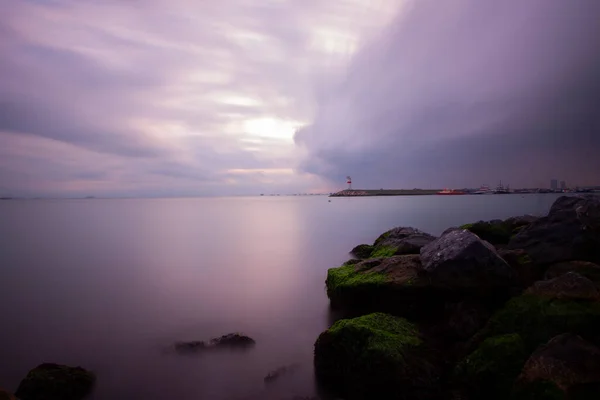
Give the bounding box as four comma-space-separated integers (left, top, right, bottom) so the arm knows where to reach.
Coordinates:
346, 176, 352, 190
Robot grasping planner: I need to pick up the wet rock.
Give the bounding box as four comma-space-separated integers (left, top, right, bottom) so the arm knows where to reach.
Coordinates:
545, 260, 600, 283
371, 227, 436, 256
175, 333, 255, 353
325, 254, 433, 316
509, 195, 600, 265
459, 215, 539, 246
498, 248, 543, 288
526, 272, 600, 301
350, 244, 373, 259
454, 333, 529, 400
0, 388, 18, 400
513, 333, 600, 399
420, 229, 515, 290
264, 363, 300, 383
15, 363, 95, 400
314, 313, 438, 399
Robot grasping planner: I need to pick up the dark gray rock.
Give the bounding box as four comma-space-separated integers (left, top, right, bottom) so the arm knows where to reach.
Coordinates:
420, 229, 515, 289
515, 333, 600, 397
350, 244, 373, 259
373, 226, 436, 255
509, 195, 600, 265
15, 363, 95, 400
175, 333, 255, 353
264, 363, 300, 383
526, 272, 599, 301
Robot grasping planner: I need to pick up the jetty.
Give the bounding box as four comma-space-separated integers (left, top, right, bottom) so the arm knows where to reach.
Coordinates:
329, 189, 440, 197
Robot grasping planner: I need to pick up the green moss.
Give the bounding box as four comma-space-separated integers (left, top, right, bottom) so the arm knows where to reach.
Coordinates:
455, 334, 528, 400
370, 245, 397, 258
326, 264, 388, 301
373, 230, 392, 247
511, 380, 563, 400
481, 294, 600, 350
314, 313, 433, 397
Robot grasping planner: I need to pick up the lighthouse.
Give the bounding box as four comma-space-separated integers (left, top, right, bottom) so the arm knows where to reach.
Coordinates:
346, 176, 352, 190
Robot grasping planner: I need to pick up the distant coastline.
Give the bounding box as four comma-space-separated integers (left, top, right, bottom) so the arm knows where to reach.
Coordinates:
329, 188, 600, 197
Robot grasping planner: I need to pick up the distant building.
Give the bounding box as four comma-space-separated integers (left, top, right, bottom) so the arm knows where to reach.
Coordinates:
560, 181, 566, 190
551, 179, 558, 190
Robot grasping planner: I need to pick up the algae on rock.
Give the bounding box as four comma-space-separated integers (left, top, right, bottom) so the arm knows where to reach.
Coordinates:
314, 313, 437, 399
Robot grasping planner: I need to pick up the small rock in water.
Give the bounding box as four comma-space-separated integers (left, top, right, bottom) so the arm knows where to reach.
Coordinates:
175, 333, 255, 353
264, 363, 300, 383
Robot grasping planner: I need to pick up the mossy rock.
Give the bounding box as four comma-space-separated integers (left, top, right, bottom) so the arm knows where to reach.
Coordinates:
325, 255, 439, 316
476, 294, 600, 351
511, 380, 564, 400
314, 313, 438, 399
459, 220, 513, 245
455, 333, 529, 400
15, 363, 95, 400
350, 244, 374, 259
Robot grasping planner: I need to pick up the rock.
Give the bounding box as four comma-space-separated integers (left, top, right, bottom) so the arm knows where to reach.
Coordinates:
498, 248, 544, 288
474, 291, 600, 352
264, 363, 300, 383
350, 244, 373, 259
14, 363, 95, 400
0, 388, 18, 400
513, 333, 600, 399
371, 227, 436, 257
175, 333, 255, 353
509, 195, 600, 265
454, 333, 529, 400
459, 215, 539, 246
314, 313, 438, 399
325, 255, 437, 316
526, 272, 600, 301
439, 301, 491, 341
545, 260, 600, 283
420, 229, 515, 291
209, 333, 255, 347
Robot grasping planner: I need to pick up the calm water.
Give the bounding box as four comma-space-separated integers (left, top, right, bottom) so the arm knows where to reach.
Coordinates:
0, 194, 565, 399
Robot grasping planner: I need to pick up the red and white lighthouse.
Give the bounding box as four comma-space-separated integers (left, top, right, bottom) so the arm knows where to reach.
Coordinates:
346, 176, 352, 190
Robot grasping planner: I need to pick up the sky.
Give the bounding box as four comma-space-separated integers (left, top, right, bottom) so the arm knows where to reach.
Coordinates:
1, 0, 599, 197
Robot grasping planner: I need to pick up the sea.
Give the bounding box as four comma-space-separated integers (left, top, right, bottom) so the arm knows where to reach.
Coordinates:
0, 193, 566, 399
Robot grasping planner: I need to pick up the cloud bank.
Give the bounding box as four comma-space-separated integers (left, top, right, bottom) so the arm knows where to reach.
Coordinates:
296, 0, 600, 190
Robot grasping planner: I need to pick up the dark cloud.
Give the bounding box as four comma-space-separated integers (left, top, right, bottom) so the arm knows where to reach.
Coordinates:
296, 0, 600, 189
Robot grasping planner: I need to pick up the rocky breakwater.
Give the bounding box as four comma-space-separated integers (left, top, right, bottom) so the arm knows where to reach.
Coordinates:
315, 194, 600, 400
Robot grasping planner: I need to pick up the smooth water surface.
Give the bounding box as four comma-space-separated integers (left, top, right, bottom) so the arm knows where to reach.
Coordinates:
0, 194, 565, 399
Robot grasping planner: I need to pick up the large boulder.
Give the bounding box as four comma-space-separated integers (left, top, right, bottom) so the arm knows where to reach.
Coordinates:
371, 227, 436, 257
526, 272, 600, 301
513, 333, 600, 399
508, 195, 600, 265
473, 284, 600, 352
15, 363, 95, 400
545, 261, 600, 284
350, 244, 374, 259
325, 255, 431, 315
459, 215, 539, 246
420, 229, 515, 291
314, 313, 438, 399
454, 333, 529, 400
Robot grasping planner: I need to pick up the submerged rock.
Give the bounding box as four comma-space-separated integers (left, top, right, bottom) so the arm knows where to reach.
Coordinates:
509, 195, 600, 265
314, 313, 438, 399
264, 363, 300, 383
420, 229, 515, 290
175, 333, 255, 353
15, 363, 95, 400
513, 333, 600, 399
